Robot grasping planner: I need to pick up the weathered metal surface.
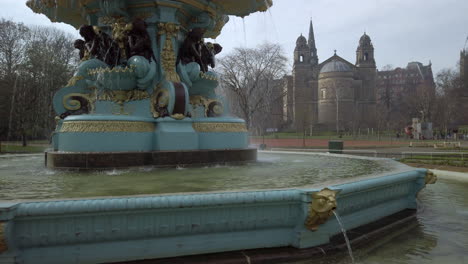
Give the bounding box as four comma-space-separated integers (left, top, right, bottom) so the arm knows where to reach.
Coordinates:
0, 169, 430, 264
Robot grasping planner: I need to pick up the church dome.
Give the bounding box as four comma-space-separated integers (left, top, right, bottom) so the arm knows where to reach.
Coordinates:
296, 34, 307, 46
359, 33, 372, 46
320, 59, 351, 73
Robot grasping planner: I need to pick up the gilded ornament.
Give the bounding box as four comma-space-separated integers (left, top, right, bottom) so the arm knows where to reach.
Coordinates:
110, 18, 133, 60
189, 95, 224, 117
0, 222, 7, 253
151, 86, 170, 118
158, 22, 181, 82
98, 90, 150, 105
192, 122, 247, 133
63, 93, 96, 112
171, 113, 186, 120
60, 121, 155, 133
305, 188, 339, 231
65, 75, 85, 87
88, 64, 136, 75
425, 171, 437, 185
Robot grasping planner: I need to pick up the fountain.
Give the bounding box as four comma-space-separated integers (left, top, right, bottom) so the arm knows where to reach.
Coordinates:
26, 0, 268, 169
0, 1, 439, 264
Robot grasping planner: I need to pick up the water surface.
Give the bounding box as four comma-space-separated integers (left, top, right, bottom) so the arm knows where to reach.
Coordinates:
0, 152, 395, 200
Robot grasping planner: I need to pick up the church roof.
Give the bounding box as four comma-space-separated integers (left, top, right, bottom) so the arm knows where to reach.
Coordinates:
296, 34, 307, 45
359, 33, 372, 46
320, 58, 352, 73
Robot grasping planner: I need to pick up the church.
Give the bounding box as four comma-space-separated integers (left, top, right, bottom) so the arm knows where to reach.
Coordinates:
281, 20, 377, 132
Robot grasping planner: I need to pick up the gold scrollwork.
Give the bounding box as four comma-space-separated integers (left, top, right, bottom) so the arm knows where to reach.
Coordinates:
425, 171, 437, 185
65, 75, 85, 87
305, 188, 339, 231
88, 64, 136, 75
60, 121, 155, 133
98, 90, 150, 105
192, 122, 247, 133
189, 95, 224, 117
63, 93, 96, 112
151, 86, 170, 118
158, 22, 180, 82
0, 222, 7, 253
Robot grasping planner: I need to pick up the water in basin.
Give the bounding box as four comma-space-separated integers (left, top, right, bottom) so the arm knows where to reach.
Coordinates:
0, 152, 400, 200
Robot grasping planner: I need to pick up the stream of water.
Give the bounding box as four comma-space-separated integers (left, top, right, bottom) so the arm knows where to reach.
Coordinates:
293, 178, 468, 264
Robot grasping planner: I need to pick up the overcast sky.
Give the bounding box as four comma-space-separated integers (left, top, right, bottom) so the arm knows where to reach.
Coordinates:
1, 0, 467, 74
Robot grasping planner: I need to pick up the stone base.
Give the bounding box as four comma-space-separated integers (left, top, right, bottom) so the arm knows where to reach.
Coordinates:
46, 148, 257, 169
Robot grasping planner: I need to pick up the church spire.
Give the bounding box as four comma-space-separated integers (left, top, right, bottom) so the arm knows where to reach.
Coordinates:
308, 18, 318, 66
308, 19, 316, 50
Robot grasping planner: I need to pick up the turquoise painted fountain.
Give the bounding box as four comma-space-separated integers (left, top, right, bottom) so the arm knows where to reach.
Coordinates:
0, 1, 438, 263
27, 0, 269, 168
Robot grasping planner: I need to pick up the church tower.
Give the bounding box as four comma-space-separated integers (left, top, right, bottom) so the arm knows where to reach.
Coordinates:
356, 33, 375, 68
308, 20, 319, 66
292, 19, 319, 132
355, 33, 377, 128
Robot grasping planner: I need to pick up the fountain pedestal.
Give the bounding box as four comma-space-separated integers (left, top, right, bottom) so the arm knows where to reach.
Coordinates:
26, 0, 272, 168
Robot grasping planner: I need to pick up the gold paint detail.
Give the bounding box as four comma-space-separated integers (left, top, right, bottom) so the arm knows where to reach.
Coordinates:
192, 122, 247, 133
60, 121, 155, 133
425, 171, 437, 185
63, 93, 96, 112
151, 85, 170, 118
305, 188, 339, 231
158, 23, 180, 82
88, 64, 136, 75
0, 222, 7, 253
170, 113, 186, 120
98, 90, 150, 105
65, 75, 85, 87
190, 95, 224, 117
110, 18, 133, 60
199, 72, 218, 81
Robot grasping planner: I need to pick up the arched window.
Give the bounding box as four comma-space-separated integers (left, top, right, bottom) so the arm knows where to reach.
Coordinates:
364, 52, 369, 61
321, 89, 326, 99
299, 55, 304, 62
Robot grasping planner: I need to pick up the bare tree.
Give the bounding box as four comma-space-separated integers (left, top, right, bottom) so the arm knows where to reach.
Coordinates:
218, 43, 288, 133
0, 19, 29, 139
0, 20, 76, 143
433, 68, 463, 131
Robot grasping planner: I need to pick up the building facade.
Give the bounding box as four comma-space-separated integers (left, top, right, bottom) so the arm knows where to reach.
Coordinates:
283, 20, 377, 132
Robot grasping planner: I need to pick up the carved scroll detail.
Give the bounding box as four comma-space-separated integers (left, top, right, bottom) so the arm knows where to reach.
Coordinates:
158, 23, 180, 82
60, 121, 155, 133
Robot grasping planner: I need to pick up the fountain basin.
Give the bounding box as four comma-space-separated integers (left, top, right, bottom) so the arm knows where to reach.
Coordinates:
0, 153, 434, 263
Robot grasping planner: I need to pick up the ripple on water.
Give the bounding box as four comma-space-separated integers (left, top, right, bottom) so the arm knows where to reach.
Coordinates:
0, 152, 392, 200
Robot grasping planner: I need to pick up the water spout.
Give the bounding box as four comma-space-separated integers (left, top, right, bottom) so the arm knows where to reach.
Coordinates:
242, 17, 247, 46
333, 211, 355, 264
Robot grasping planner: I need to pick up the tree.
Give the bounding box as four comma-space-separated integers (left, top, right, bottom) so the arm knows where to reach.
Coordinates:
433, 68, 463, 131
0, 19, 29, 139
218, 43, 288, 133
0, 20, 76, 143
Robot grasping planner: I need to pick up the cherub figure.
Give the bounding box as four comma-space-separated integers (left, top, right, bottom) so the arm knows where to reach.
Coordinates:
201, 42, 222, 71
178, 27, 205, 70
127, 18, 155, 62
